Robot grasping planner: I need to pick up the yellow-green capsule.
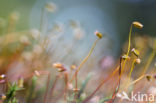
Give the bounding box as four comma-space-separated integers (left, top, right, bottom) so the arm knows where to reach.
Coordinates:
95, 31, 103, 39
132, 21, 143, 29
131, 48, 140, 57
146, 75, 152, 81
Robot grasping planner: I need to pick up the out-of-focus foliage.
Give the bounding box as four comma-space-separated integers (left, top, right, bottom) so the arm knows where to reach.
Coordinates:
0, 1, 156, 103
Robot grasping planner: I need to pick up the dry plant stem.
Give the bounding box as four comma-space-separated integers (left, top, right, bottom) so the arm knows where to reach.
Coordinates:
122, 59, 136, 92
141, 50, 156, 75
64, 73, 69, 100
108, 58, 122, 103
83, 24, 133, 102
75, 72, 78, 90
128, 59, 136, 79
121, 24, 133, 75
76, 38, 99, 74
48, 75, 59, 102
82, 66, 119, 103
110, 25, 133, 102
108, 26, 133, 103
51, 74, 68, 103
127, 74, 145, 88
70, 38, 99, 83
43, 73, 51, 103
53, 86, 68, 103
108, 79, 121, 103
73, 38, 100, 99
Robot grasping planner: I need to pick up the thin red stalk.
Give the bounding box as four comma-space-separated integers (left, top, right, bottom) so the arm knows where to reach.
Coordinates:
75, 71, 78, 89
64, 72, 69, 100
52, 73, 69, 103
73, 72, 78, 101
108, 78, 121, 103
48, 75, 59, 102
108, 57, 123, 103
53, 86, 67, 103
82, 66, 119, 103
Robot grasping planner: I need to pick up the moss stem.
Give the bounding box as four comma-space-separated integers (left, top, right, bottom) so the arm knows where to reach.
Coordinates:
128, 59, 136, 79
82, 66, 119, 103
70, 38, 99, 83
121, 24, 133, 75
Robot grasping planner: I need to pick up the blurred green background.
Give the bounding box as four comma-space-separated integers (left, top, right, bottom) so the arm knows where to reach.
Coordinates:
0, 0, 156, 55
0, 0, 36, 30
0, 0, 156, 35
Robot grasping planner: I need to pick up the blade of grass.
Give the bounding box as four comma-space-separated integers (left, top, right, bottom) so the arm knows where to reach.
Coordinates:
26, 76, 37, 103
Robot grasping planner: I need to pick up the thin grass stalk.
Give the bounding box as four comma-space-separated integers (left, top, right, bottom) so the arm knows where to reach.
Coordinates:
121, 24, 133, 75
108, 79, 121, 103
53, 85, 68, 103
128, 59, 136, 79
75, 38, 99, 73
72, 38, 100, 100
108, 25, 133, 103
70, 38, 99, 87
128, 74, 146, 87
51, 73, 69, 103
64, 72, 69, 101
43, 73, 51, 103
48, 75, 59, 102
108, 57, 122, 103
105, 25, 133, 103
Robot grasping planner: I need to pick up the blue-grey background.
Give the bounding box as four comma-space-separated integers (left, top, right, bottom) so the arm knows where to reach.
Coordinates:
0, 0, 156, 59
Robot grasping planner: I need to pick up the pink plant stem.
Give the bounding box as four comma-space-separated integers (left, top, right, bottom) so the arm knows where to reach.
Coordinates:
50, 73, 68, 103
63, 72, 69, 101
108, 79, 121, 103
108, 57, 122, 103
82, 66, 119, 103
48, 75, 59, 102
52, 86, 67, 103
